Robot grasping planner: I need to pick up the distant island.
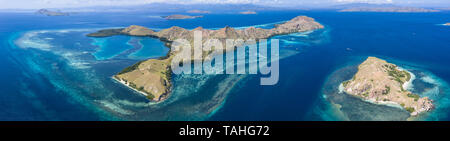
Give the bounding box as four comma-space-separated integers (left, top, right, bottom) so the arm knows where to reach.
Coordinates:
436, 7, 450, 11
162, 14, 203, 20
340, 7, 439, 12
187, 10, 211, 14
333, 3, 439, 13
341, 57, 433, 116
87, 16, 324, 101
36, 9, 69, 16
239, 11, 257, 14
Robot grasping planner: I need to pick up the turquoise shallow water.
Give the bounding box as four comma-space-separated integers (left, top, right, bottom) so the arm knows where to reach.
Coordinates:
91, 35, 169, 60
0, 11, 449, 120
91, 36, 133, 60
127, 37, 169, 59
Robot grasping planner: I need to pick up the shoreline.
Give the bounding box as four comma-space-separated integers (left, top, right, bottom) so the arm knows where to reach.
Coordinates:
338, 83, 344, 94
111, 76, 150, 97
398, 67, 416, 91
112, 76, 170, 102
362, 98, 405, 109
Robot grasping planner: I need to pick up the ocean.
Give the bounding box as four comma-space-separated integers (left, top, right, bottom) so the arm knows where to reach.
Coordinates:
0, 10, 449, 121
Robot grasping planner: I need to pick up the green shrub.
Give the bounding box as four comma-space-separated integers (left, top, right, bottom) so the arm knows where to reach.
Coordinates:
405, 107, 415, 113
383, 86, 390, 95
129, 82, 137, 89
362, 92, 369, 97
342, 81, 350, 87
146, 93, 155, 100
387, 66, 410, 84
407, 93, 420, 101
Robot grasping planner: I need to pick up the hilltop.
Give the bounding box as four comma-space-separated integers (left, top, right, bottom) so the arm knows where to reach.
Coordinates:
341, 57, 433, 116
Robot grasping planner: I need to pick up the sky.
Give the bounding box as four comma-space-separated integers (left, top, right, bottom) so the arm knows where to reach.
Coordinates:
0, 0, 449, 9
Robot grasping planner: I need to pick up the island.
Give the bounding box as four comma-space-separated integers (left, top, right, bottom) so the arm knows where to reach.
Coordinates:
239, 11, 257, 14
339, 7, 439, 13
87, 16, 324, 102
187, 10, 211, 14
341, 57, 433, 116
162, 14, 203, 20
36, 9, 69, 16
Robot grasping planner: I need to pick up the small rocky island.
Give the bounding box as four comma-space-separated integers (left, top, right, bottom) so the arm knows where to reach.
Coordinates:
239, 11, 257, 14
162, 14, 203, 20
87, 16, 324, 102
36, 9, 69, 16
341, 57, 433, 116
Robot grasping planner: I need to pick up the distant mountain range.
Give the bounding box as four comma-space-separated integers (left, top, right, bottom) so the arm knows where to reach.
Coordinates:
45, 3, 293, 13
332, 3, 398, 9
1, 3, 447, 14
331, 3, 439, 12
436, 7, 450, 11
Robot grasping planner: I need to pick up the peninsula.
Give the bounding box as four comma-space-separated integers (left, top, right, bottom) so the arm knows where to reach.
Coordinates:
162, 14, 203, 20
341, 57, 433, 116
87, 16, 324, 101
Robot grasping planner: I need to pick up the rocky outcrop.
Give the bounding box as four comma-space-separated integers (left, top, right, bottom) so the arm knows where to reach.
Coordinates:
342, 57, 433, 116
88, 15, 324, 102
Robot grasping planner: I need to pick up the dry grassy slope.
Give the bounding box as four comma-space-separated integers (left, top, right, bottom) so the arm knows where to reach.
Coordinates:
115, 57, 172, 101
342, 57, 433, 116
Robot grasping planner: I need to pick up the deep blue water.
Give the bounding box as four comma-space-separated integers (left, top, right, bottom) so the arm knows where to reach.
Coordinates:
0, 11, 449, 121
